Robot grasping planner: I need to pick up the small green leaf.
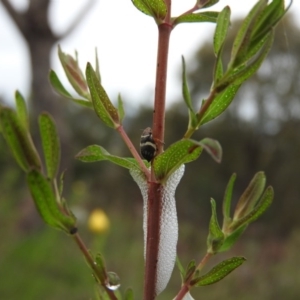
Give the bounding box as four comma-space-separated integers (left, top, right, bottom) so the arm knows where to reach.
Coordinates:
213, 6, 231, 55
181, 56, 197, 130
0, 107, 41, 172
219, 225, 247, 252
27, 169, 76, 232
230, 186, 274, 231
207, 198, 224, 254
191, 257, 246, 286
39, 113, 60, 179
124, 288, 134, 300
131, 0, 167, 20
184, 260, 196, 282
173, 11, 219, 26
95, 48, 101, 83
94, 252, 107, 283
118, 94, 125, 123
213, 50, 224, 86
220, 32, 274, 88
76, 145, 144, 170
49, 70, 93, 108
200, 0, 220, 9
176, 256, 186, 281
153, 139, 203, 182
58, 46, 89, 98
222, 173, 236, 225
86, 63, 120, 128
194, 138, 222, 163
15, 91, 29, 130
229, 0, 267, 68
251, 0, 286, 44
234, 172, 266, 220
200, 84, 241, 125
131, 0, 152, 16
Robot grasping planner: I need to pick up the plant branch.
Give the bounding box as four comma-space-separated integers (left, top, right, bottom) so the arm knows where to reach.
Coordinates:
116, 125, 150, 179
174, 252, 213, 300
1, 0, 24, 31
72, 233, 118, 300
183, 88, 217, 139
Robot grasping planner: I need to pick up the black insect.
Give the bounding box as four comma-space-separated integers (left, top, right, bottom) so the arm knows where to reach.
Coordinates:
140, 127, 157, 162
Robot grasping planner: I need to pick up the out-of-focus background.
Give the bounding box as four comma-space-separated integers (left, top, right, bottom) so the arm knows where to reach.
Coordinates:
1, 1, 300, 299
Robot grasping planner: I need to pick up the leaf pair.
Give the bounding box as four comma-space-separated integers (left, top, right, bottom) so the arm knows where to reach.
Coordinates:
51, 47, 125, 129
0, 92, 76, 233
207, 172, 274, 254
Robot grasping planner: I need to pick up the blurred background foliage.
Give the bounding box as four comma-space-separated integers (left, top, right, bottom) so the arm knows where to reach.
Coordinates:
1, 1, 300, 299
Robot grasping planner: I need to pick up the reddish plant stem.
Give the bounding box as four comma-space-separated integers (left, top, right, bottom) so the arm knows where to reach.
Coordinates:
143, 183, 163, 300
152, 23, 172, 155
116, 125, 150, 179
143, 3, 173, 298
72, 233, 118, 300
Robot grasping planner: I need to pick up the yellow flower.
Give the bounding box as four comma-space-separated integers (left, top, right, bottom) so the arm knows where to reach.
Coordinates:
88, 209, 110, 234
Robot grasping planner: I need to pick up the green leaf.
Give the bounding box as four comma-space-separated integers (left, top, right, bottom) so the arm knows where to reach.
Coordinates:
39, 113, 60, 179
27, 169, 76, 232
200, 84, 241, 125
94, 252, 108, 283
234, 172, 266, 220
131, 0, 152, 16
176, 256, 186, 281
193, 138, 222, 163
124, 288, 134, 300
220, 32, 274, 88
191, 257, 246, 286
230, 186, 274, 231
200, 0, 220, 9
118, 94, 125, 123
58, 46, 89, 98
251, 0, 286, 44
207, 198, 224, 254
222, 173, 236, 225
173, 11, 219, 26
131, 0, 167, 20
49, 70, 93, 108
95, 48, 101, 83
184, 260, 196, 282
0, 107, 41, 172
229, 0, 267, 68
15, 91, 29, 130
213, 6, 231, 55
76, 145, 144, 170
181, 56, 197, 130
213, 50, 224, 86
219, 225, 247, 252
153, 139, 203, 182
86, 63, 120, 128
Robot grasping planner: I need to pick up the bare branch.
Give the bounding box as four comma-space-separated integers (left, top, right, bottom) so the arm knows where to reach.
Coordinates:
1, 0, 25, 32
57, 0, 96, 40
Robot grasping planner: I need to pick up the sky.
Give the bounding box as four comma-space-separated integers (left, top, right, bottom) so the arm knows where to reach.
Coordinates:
0, 0, 299, 107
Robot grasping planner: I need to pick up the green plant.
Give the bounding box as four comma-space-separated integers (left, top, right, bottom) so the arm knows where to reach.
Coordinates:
0, 0, 290, 299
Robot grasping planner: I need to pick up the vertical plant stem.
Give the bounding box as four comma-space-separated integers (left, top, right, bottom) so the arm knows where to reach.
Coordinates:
144, 2, 173, 298
143, 183, 163, 300
152, 23, 172, 154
